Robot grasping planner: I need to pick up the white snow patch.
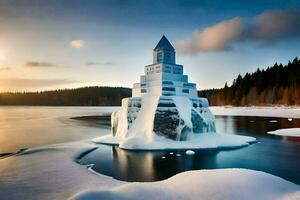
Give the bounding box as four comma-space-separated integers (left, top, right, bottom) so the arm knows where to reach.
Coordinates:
126, 95, 160, 143
185, 150, 195, 155
210, 106, 300, 119
268, 128, 300, 137
172, 96, 193, 139
0, 142, 123, 200
71, 168, 300, 200
111, 106, 128, 139
93, 133, 256, 150
269, 120, 278, 123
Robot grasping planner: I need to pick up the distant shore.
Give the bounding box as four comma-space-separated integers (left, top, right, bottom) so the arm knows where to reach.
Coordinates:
1, 104, 300, 108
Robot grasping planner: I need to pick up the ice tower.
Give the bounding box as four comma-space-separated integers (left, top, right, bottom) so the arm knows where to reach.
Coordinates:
132, 35, 197, 98
110, 36, 216, 145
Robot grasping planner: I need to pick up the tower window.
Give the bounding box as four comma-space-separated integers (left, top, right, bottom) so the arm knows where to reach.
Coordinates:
162, 81, 173, 85
157, 52, 163, 63
141, 89, 147, 93
183, 83, 195, 87
162, 87, 175, 91
182, 89, 189, 93
165, 52, 170, 63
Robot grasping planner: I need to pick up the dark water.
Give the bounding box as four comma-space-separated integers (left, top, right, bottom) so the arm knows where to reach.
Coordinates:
79, 116, 300, 184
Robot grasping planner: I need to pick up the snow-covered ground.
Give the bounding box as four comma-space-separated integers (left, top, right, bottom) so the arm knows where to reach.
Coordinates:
93, 133, 256, 150
268, 128, 300, 137
0, 142, 123, 200
210, 106, 300, 119
0, 141, 299, 200
71, 169, 300, 200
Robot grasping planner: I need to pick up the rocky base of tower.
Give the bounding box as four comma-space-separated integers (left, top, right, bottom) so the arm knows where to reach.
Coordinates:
112, 96, 216, 141
154, 97, 217, 140
92, 35, 257, 150
93, 95, 256, 150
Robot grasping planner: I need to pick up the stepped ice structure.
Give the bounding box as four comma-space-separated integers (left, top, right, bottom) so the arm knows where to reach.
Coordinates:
95, 36, 255, 149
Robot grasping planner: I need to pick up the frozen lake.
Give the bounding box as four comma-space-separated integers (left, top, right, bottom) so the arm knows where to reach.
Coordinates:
1, 106, 300, 185
0, 106, 118, 153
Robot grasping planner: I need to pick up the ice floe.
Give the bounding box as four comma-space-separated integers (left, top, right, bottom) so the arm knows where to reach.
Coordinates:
268, 128, 300, 137
210, 106, 300, 118
185, 150, 195, 155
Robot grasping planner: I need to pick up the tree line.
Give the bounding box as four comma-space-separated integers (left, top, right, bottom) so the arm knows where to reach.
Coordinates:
0, 87, 131, 106
1, 57, 299, 106
199, 57, 300, 106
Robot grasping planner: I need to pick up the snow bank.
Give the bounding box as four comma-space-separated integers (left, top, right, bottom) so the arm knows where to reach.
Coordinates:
71, 168, 300, 200
93, 133, 256, 150
268, 128, 300, 137
210, 106, 300, 119
0, 142, 123, 200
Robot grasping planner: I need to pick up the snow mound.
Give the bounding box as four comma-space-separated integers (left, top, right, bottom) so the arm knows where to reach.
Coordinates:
70, 168, 300, 200
93, 133, 256, 150
185, 150, 195, 155
268, 128, 300, 137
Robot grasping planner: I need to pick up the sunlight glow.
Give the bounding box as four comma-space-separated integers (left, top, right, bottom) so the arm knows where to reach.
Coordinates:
0, 50, 6, 61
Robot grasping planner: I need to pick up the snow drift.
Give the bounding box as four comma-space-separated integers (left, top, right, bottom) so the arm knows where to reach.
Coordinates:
70, 168, 300, 200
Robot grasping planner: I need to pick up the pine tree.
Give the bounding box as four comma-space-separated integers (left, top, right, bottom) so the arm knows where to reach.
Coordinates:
199, 57, 300, 106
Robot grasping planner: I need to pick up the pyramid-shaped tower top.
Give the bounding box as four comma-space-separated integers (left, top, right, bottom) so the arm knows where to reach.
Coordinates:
154, 35, 175, 51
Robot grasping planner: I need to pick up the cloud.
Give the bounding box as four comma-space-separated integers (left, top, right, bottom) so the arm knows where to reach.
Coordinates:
22, 61, 56, 68
0, 67, 11, 71
70, 40, 85, 49
0, 78, 78, 91
176, 17, 243, 53
175, 10, 300, 54
86, 62, 113, 66
251, 10, 300, 40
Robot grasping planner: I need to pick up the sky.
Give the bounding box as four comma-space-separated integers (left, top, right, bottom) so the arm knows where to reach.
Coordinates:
0, 0, 300, 92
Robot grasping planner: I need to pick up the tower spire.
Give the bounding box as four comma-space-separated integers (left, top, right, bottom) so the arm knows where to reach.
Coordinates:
154, 35, 175, 51
153, 35, 175, 64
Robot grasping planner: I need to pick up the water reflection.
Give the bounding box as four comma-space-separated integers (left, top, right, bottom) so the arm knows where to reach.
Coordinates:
80, 116, 300, 184
81, 145, 221, 182
0, 106, 117, 153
